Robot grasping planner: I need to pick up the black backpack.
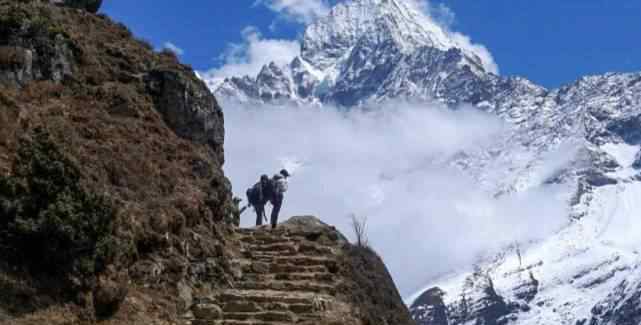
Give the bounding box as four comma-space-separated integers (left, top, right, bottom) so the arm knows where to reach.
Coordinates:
246, 183, 262, 206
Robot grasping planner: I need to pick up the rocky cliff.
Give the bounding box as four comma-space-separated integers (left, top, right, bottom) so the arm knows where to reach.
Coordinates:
0, 1, 412, 324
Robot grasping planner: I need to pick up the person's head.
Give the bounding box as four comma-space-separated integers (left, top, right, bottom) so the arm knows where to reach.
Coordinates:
280, 169, 290, 178
260, 174, 269, 183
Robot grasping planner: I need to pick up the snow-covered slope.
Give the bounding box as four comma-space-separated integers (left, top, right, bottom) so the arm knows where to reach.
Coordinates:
206, 0, 641, 323
409, 73, 641, 325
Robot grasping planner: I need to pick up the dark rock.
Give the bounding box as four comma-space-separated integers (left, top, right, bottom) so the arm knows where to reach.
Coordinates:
145, 68, 225, 164
513, 272, 539, 303
0, 46, 33, 86
410, 287, 449, 325
0, 23, 76, 88
473, 283, 516, 325
584, 170, 618, 187
589, 280, 641, 325
338, 243, 416, 325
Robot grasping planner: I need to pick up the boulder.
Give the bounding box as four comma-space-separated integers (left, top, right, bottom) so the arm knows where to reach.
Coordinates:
93, 275, 128, 318
145, 68, 226, 164
280, 215, 348, 244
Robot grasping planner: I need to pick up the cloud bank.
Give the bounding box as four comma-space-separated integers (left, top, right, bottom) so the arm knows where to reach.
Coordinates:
223, 100, 570, 297
203, 26, 300, 81
255, 0, 331, 24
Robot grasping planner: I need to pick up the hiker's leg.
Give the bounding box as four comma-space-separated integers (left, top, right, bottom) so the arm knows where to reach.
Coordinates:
255, 205, 264, 226
270, 195, 283, 228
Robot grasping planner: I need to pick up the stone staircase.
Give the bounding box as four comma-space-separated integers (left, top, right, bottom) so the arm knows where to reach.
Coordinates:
191, 219, 356, 325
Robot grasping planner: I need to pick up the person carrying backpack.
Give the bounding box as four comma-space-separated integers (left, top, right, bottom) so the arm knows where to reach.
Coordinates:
269, 169, 290, 229
246, 175, 272, 226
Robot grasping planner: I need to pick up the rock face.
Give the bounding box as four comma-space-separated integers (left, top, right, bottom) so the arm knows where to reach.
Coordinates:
145, 68, 225, 164
193, 216, 414, 325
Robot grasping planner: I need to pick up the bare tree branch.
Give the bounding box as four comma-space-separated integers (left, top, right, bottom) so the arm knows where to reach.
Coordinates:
350, 214, 369, 247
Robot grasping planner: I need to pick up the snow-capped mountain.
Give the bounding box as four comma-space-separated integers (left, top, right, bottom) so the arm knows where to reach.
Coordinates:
212, 0, 494, 107
208, 0, 641, 323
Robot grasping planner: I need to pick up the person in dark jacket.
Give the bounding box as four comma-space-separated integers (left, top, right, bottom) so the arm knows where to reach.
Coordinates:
246, 175, 272, 226
268, 169, 290, 229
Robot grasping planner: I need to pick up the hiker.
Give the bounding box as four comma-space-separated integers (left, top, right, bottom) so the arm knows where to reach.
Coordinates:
246, 175, 272, 226
269, 169, 290, 229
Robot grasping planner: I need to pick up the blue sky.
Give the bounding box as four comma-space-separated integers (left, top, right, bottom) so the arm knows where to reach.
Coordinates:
102, 0, 641, 88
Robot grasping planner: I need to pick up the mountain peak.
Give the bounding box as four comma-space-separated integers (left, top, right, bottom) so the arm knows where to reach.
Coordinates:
301, 0, 460, 70
210, 0, 501, 105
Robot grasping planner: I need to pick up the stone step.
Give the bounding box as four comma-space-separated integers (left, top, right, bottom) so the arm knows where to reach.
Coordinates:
241, 243, 299, 255
250, 255, 337, 266
220, 300, 316, 315
297, 243, 335, 255
236, 280, 336, 294
194, 321, 291, 325
241, 250, 299, 259
242, 272, 334, 283
237, 228, 259, 235
239, 237, 297, 246
240, 260, 331, 274
224, 311, 294, 323
245, 242, 319, 252
238, 230, 316, 242
216, 289, 332, 305
244, 239, 335, 255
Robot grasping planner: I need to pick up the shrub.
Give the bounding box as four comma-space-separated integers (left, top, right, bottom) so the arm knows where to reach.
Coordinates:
0, 128, 117, 278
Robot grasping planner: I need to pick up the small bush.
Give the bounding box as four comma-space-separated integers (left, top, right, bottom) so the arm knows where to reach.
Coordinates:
0, 128, 117, 278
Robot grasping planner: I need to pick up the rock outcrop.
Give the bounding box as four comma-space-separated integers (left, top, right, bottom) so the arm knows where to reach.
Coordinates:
189, 216, 414, 325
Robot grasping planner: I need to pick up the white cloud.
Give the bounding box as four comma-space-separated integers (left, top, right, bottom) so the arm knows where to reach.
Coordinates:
451, 32, 499, 74
162, 42, 184, 56
255, 0, 330, 24
222, 100, 570, 297
202, 26, 300, 81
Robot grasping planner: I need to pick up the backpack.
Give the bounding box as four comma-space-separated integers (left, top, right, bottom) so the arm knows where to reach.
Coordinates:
246, 183, 262, 206
273, 175, 288, 194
